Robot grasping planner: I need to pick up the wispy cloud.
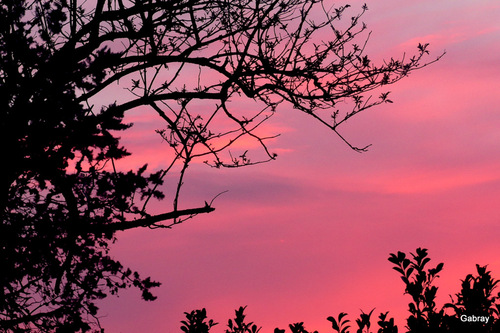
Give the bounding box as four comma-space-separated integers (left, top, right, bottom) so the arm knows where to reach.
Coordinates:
99, 1, 500, 332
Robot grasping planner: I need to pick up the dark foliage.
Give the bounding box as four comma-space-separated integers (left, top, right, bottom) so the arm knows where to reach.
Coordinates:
183, 249, 499, 333
181, 308, 218, 333
1, 0, 441, 330
330, 249, 500, 332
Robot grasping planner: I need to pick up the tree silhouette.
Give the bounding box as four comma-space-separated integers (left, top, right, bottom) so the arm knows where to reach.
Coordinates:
1, 0, 442, 330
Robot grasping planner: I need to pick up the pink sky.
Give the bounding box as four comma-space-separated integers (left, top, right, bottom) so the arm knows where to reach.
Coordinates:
98, 1, 500, 331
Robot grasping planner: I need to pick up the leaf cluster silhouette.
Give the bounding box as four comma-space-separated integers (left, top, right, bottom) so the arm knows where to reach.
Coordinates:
181, 249, 500, 333
1, 0, 441, 330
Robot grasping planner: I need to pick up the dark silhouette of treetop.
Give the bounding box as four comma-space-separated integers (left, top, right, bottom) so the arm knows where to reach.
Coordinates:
176, 250, 500, 333
327, 249, 500, 333
0, 0, 442, 331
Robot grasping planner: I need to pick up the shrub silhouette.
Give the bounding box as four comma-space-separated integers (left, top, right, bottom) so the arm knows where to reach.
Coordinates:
182, 249, 499, 333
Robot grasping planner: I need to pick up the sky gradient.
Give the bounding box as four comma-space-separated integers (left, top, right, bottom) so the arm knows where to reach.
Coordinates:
98, 1, 500, 331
